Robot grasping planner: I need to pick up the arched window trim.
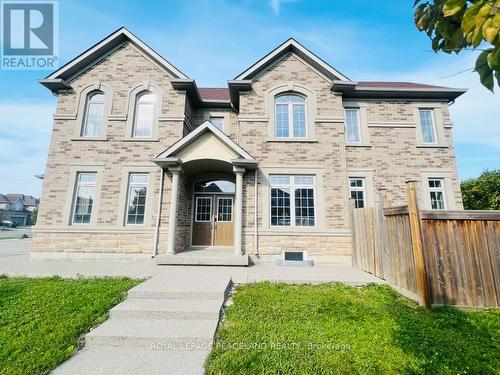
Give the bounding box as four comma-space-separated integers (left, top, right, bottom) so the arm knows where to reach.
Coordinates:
74, 82, 113, 140
81, 90, 105, 137
274, 92, 307, 139
266, 84, 316, 141
132, 91, 156, 138
125, 82, 163, 140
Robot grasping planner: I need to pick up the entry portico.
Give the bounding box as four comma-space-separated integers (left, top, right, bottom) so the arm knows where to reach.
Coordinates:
151, 121, 257, 258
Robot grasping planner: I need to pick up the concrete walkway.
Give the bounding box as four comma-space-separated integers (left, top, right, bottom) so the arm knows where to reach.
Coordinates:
52, 270, 232, 375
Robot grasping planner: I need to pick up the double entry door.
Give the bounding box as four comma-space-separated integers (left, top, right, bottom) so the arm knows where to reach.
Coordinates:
192, 194, 234, 246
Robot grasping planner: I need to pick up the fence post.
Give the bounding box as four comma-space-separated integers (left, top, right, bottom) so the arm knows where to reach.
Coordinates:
377, 189, 388, 279
406, 180, 430, 308
349, 198, 357, 268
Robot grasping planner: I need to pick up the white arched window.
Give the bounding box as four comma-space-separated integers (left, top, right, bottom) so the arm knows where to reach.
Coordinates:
274, 93, 306, 138
82, 91, 105, 137
132, 91, 156, 138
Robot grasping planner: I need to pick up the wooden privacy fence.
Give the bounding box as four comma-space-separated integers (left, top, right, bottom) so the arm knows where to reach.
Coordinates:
351, 181, 500, 308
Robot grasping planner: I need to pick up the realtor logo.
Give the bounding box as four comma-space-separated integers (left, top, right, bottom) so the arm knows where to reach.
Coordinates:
1, 0, 58, 70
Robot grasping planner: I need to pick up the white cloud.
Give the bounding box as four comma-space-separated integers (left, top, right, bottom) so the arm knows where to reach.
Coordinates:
269, 0, 297, 16
0, 102, 55, 197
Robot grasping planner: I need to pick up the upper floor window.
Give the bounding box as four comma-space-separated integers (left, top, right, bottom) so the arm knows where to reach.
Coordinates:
72, 172, 96, 224
345, 108, 361, 143
419, 109, 436, 144
274, 94, 306, 138
82, 91, 105, 137
210, 117, 224, 132
270, 175, 315, 227
428, 178, 446, 210
132, 92, 156, 138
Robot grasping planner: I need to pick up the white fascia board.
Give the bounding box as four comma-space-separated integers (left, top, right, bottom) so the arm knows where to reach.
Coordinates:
155, 121, 255, 160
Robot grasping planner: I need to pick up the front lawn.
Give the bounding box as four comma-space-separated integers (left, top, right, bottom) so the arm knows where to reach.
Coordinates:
206, 282, 499, 375
0, 275, 140, 375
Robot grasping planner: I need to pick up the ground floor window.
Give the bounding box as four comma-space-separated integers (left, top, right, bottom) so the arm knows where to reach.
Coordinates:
270, 175, 315, 227
349, 178, 365, 208
72, 172, 96, 224
126, 173, 148, 224
428, 178, 446, 210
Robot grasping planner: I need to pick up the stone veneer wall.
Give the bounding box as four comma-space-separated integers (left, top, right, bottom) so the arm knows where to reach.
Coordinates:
33, 44, 462, 259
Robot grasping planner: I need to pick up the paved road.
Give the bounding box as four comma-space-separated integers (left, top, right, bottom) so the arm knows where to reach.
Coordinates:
0, 227, 32, 239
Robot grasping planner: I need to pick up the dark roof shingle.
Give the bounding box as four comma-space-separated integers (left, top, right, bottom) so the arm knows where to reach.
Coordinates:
198, 88, 230, 101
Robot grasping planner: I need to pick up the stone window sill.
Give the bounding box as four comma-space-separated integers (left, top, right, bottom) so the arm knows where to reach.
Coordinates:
267, 139, 318, 143
416, 144, 448, 148
346, 143, 372, 147
71, 137, 108, 141
123, 138, 159, 142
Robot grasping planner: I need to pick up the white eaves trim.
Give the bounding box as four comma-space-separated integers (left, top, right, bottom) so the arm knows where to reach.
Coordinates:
46, 27, 188, 80
234, 38, 350, 82
155, 120, 255, 160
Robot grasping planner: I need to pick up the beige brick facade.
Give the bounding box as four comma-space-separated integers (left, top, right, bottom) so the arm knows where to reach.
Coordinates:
32, 31, 463, 261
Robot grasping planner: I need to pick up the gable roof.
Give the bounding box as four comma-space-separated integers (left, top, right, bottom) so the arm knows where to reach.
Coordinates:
2, 194, 38, 206
234, 38, 350, 82
153, 120, 255, 161
40, 27, 188, 92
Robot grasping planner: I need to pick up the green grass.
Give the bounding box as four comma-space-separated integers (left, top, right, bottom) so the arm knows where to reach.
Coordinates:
206, 282, 500, 375
0, 275, 141, 375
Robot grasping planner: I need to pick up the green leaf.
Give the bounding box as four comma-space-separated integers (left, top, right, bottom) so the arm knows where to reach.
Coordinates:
475, 50, 495, 91
487, 46, 500, 70
462, 1, 484, 35
495, 69, 500, 87
482, 18, 498, 43
443, 0, 466, 17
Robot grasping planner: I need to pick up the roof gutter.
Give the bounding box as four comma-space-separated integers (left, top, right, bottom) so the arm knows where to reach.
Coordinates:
331, 80, 467, 102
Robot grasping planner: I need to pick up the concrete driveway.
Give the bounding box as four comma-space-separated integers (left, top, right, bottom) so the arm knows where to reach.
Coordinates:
0, 227, 32, 239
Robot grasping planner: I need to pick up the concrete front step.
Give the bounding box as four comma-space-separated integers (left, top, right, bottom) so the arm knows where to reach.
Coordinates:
51, 346, 210, 375
127, 289, 225, 300
155, 253, 249, 266
86, 318, 218, 348
110, 298, 223, 320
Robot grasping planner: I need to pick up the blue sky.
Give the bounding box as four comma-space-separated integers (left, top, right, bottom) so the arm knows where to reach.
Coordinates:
0, 0, 498, 197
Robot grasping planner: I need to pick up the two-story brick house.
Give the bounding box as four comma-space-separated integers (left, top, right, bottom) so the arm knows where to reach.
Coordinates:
32, 28, 465, 264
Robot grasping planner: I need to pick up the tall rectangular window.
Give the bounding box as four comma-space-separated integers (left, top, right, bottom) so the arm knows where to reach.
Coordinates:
72, 173, 96, 224
270, 175, 315, 227
126, 174, 148, 224
428, 178, 446, 210
274, 94, 306, 138
349, 178, 365, 208
419, 109, 436, 144
82, 92, 104, 137
345, 108, 361, 143
209, 117, 225, 132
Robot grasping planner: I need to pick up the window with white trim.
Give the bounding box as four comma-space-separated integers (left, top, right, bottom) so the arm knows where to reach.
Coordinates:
209, 117, 224, 132
274, 94, 306, 138
126, 174, 148, 224
270, 175, 315, 227
428, 178, 446, 210
72, 173, 97, 224
349, 178, 365, 208
82, 91, 105, 137
419, 109, 436, 144
345, 108, 361, 143
132, 92, 156, 138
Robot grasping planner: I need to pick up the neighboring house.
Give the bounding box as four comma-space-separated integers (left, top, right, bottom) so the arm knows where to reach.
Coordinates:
0, 194, 39, 225
32, 28, 465, 262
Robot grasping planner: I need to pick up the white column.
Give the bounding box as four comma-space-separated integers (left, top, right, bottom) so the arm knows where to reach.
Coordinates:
166, 166, 181, 254
233, 166, 245, 254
